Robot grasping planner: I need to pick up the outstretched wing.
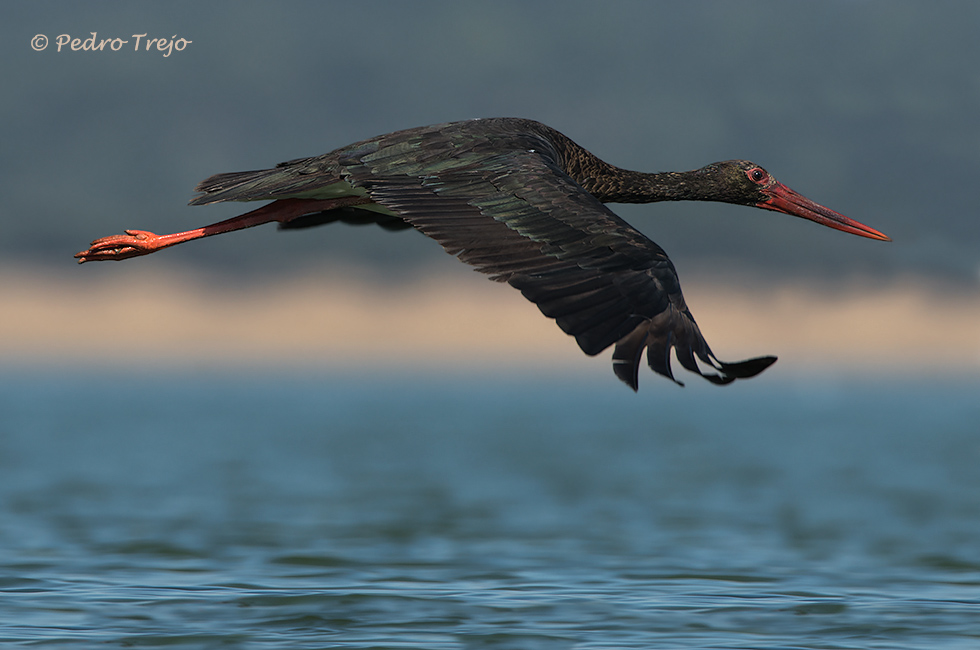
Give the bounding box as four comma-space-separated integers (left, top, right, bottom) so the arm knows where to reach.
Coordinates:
347, 148, 773, 388
191, 124, 775, 388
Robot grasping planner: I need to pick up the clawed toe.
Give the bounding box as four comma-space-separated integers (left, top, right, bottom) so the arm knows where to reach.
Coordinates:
75, 230, 161, 263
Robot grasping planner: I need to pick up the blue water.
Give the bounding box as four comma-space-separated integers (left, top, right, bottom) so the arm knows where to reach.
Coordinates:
1, 369, 978, 648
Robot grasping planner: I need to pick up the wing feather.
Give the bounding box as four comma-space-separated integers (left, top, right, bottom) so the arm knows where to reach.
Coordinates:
339, 146, 773, 388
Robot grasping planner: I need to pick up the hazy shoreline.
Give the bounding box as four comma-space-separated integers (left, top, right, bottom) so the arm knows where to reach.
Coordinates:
3, 265, 977, 377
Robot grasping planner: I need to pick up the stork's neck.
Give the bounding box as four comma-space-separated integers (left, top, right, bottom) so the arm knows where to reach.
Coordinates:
554, 141, 717, 204
581, 166, 718, 204
538, 122, 728, 204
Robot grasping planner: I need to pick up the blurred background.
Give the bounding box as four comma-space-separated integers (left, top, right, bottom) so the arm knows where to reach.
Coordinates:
3, 4, 980, 645
1, 0, 978, 374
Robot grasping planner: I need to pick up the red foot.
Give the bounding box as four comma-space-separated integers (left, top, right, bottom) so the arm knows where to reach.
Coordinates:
75, 230, 167, 263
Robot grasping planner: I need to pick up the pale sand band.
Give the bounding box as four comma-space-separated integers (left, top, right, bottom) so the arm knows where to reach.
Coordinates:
3, 265, 977, 376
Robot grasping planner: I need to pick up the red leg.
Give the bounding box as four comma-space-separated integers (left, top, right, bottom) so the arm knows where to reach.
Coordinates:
75, 196, 373, 263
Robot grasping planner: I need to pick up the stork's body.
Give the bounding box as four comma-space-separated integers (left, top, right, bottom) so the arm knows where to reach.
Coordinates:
77, 118, 889, 389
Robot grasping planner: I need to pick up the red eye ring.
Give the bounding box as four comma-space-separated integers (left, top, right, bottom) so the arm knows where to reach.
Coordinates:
746, 168, 767, 184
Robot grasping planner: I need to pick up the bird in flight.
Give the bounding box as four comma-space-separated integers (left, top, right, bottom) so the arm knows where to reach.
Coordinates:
76, 118, 890, 389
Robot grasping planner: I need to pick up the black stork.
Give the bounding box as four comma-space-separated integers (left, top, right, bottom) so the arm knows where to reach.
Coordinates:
76, 118, 890, 389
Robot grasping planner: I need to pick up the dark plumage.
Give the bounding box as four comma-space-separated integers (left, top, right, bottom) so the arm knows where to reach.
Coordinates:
76, 118, 889, 389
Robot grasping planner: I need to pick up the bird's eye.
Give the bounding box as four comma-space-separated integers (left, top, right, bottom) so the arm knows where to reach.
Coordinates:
747, 168, 767, 184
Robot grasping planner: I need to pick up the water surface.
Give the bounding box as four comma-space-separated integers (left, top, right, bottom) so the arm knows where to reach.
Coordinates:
1, 370, 978, 648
